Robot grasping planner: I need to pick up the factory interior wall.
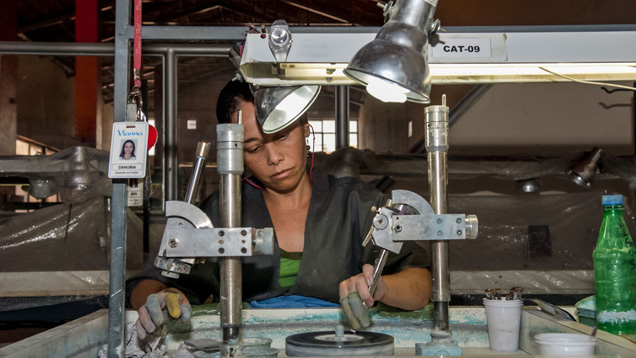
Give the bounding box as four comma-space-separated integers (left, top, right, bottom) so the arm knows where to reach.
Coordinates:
450, 82, 634, 156
16, 56, 79, 149
359, 82, 634, 157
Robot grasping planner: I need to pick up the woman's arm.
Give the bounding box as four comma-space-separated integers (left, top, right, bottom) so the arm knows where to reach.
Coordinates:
377, 267, 432, 310
130, 279, 168, 310
339, 265, 432, 310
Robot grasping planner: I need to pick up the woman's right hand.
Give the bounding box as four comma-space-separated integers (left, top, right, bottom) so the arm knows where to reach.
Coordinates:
130, 280, 192, 340
135, 288, 191, 339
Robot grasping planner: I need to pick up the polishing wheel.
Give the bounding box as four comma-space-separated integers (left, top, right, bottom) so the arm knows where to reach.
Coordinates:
286, 331, 394, 356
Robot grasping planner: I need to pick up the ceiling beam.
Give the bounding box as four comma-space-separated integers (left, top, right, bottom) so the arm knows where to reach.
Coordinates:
280, 1, 351, 24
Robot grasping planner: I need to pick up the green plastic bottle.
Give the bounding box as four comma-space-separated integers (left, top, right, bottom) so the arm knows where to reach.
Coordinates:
593, 194, 636, 335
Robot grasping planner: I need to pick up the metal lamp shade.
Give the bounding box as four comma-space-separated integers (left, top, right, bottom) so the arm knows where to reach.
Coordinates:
344, 0, 437, 104
566, 147, 605, 188
344, 39, 431, 103
253, 85, 321, 134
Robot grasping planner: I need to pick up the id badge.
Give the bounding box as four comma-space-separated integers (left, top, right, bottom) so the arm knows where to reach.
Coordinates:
108, 121, 148, 178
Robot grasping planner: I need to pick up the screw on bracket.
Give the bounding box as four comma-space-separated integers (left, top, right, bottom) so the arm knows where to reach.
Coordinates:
168, 238, 178, 248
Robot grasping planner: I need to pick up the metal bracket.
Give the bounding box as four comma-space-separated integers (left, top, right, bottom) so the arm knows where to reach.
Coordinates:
155, 200, 274, 276
163, 227, 274, 257
370, 190, 478, 253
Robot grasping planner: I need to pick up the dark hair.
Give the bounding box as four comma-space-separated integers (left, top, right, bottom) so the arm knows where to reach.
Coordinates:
120, 140, 136, 158
216, 79, 254, 124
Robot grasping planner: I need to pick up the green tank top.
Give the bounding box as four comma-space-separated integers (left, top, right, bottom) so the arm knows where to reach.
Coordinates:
279, 249, 302, 288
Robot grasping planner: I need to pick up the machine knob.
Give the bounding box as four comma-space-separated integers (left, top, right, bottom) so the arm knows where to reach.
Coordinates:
465, 214, 478, 240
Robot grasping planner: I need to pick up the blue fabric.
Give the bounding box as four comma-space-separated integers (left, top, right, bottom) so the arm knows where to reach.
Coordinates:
249, 295, 340, 308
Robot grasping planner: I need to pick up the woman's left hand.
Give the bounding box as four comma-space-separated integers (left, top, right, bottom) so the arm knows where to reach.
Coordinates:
338, 264, 386, 330
338, 263, 385, 307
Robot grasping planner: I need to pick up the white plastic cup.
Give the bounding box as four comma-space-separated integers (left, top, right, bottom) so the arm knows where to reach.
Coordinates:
534, 333, 597, 356
483, 298, 524, 351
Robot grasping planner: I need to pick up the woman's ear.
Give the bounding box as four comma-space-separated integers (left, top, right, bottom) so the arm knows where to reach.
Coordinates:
303, 123, 310, 138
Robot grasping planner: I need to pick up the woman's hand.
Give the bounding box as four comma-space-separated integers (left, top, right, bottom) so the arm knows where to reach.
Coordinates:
338, 264, 384, 330
339, 264, 385, 307
130, 280, 192, 340
135, 288, 191, 340
338, 266, 432, 329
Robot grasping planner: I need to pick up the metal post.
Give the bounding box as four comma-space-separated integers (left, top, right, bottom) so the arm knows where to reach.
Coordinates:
425, 97, 450, 332
220, 176, 242, 343
107, 0, 131, 356
335, 85, 350, 149
164, 49, 178, 202
216, 123, 244, 355
107, 183, 128, 358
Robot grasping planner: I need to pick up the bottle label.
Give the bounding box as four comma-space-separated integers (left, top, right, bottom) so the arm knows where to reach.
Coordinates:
597, 309, 636, 325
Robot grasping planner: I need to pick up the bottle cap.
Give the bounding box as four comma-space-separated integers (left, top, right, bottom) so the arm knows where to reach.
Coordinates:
602, 195, 623, 205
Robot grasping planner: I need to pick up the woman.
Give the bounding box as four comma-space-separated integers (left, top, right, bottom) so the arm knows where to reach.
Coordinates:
128, 80, 432, 339
119, 140, 136, 160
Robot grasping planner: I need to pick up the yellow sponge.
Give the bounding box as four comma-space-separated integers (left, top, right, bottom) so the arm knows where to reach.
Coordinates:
165, 292, 181, 318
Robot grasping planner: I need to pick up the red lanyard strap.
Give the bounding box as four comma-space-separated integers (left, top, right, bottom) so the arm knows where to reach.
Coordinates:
133, 0, 142, 89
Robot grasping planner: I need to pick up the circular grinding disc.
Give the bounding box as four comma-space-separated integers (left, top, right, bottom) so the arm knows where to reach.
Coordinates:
286, 331, 394, 357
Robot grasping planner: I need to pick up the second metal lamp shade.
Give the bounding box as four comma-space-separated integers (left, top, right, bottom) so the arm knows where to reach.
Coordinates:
344, 0, 438, 104
252, 85, 321, 134
567, 147, 605, 188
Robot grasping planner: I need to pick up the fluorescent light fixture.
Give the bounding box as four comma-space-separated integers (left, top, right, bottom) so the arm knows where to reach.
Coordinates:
243, 63, 636, 85
430, 63, 636, 84
238, 30, 636, 86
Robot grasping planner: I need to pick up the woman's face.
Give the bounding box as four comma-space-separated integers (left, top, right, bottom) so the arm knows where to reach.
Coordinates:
124, 142, 134, 154
232, 101, 309, 194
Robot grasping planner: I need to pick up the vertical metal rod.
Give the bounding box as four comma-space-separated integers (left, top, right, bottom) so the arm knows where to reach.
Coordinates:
631, 82, 636, 206
216, 123, 244, 354
112, 0, 129, 112
164, 49, 178, 202
184, 141, 210, 204
142, 80, 150, 255
425, 97, 450, 332
220, 175, 242, 342
108, 0, 130, 356
369, 249, 389, 296
335, 85, 350, 149
108, 183, 128, 358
